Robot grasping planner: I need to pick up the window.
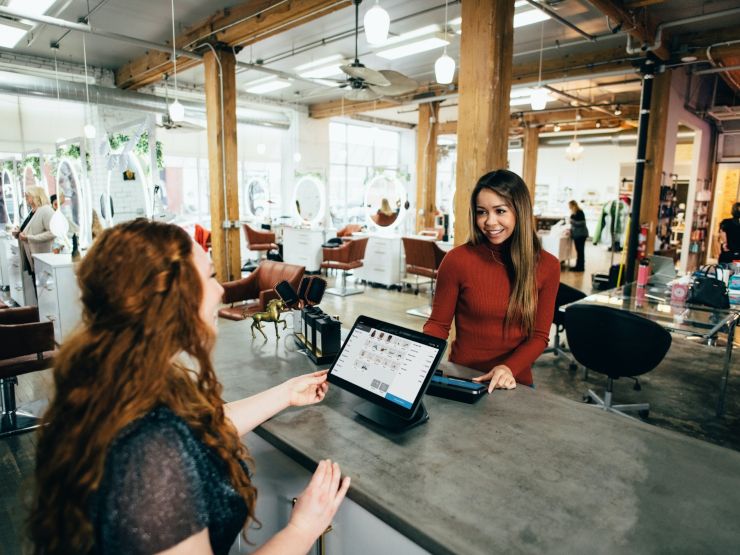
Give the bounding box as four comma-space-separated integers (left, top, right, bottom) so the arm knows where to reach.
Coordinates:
329, 121, 402, 226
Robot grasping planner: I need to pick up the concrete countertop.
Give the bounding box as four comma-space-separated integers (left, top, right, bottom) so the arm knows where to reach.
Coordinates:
216, 329, 740, 555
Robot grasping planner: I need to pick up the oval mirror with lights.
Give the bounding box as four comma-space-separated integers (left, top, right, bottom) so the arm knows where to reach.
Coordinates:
1, 168, 16, 226
244, 176, 269, 219
293, 175, 325, 225
364, 174, 406, 231
56, 157, 89, 242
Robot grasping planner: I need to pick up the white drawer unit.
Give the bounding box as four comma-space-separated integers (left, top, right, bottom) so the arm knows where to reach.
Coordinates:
8, 241, 36, 306
33, 253, 82, 344
282, 227, 332, 272
357, 234, 402, 288
0, 232, 11, 289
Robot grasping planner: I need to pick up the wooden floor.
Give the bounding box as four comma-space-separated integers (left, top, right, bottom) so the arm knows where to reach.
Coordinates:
2, 243, 739, 553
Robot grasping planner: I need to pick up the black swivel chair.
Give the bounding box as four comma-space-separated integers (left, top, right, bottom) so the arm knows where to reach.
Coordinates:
564, 304, 672, 419
543, 283, 586, 369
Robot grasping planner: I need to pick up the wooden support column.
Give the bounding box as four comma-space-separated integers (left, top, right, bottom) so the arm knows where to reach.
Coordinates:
204, 47, 240, 282
453, 0, 515, 245
416, 101, 440, 231
522, 125, 540, 201
638, 69, 672, 256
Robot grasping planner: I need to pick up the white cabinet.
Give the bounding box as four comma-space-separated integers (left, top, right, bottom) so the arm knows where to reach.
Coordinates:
241, 433, 429, 555
8, 241, 35, 306
33, 253, 81, 344
0, 232, 11, 289
357, 234, 402, 288
539, 231, 574, 264
283, 227, 331, 272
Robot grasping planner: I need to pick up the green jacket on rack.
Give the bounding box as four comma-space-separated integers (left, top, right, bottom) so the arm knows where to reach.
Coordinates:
593, 200, 628, 245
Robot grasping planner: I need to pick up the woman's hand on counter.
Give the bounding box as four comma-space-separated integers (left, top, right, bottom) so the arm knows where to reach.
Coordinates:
284, 370, 329, 407
289, 459, 350, 542
473, 365, 516, 393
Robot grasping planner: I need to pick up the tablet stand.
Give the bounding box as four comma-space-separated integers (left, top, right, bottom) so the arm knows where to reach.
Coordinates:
354, 401, 429, 432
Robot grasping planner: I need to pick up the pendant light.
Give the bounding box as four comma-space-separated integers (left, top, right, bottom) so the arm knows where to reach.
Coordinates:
364, 0, 390, 45
168, 0, 185, 122
434, 0, 455, 85
81, 35, 96, 139
565, 110, 584, 161
530, 22, 547, 111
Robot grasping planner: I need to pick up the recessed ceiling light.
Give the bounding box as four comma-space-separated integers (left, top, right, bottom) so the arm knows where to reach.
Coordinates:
0, 21, 29, 49
245, 78, 291, 94
295, 54, 344, 72
681, 55, 698, 63
8, 0, 57, 16
376, 36, 449, 60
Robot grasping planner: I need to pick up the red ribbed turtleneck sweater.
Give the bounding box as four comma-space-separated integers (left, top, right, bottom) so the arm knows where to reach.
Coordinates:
423, 241, 560, 386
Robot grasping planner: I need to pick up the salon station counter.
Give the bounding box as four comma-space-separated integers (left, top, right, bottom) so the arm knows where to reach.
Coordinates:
217, 327, 740, 554
282, 227, 332, 273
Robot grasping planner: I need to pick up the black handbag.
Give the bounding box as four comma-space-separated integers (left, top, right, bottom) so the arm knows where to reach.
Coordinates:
688, 265, 730, 309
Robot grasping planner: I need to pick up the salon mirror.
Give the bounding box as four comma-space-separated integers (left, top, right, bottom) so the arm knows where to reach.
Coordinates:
244, 176, 269, 219
364, 174, 405, 230
56, 157, 89, 243
1, 168, 15, 226
293, 175, 325, 225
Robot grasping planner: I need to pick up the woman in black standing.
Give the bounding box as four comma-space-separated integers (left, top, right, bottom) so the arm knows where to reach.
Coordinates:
569, 200, 588, 272
718, 202, 740, 264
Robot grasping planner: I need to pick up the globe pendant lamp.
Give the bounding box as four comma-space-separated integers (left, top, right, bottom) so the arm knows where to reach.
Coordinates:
81, 35, 96, 139
435, 0, 455, 85
364, 0, 390, 45
169, 0, 185, 122
565, 111, 584, 161
530, 21, 547, 111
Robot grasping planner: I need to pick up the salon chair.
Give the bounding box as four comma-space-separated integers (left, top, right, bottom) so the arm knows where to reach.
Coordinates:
402, 237, 447, 318
543, 283, 586, 369
321, 237, 368, 297
219, 260, 304, 321
321, 224, 363, 249
564, 304, 671, 419
242, 224, 279, 273
194, 224, 211, 252
0, 306, 56, 437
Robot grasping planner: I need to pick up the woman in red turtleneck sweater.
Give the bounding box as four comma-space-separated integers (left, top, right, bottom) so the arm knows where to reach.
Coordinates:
423, 170, 559, 391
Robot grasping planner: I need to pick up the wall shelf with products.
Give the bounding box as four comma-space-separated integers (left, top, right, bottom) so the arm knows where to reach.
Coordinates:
690, 178, 712, 257
656, 172, 679, 253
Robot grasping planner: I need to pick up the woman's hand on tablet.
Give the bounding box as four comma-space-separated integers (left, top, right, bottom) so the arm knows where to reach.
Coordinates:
473, 365, 516, 393
283, 370, 329, 407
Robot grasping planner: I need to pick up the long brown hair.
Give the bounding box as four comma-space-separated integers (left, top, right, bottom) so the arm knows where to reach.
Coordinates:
28, 219, 257, 554
469, 170, 541, 336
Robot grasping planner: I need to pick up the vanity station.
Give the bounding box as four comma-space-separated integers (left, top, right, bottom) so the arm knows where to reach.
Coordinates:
282, 226, 333, 273
217, 330, 740, 555
33, 253, 81, 344
356, 233, 403, 288
8, 241, 35, 306
355, 173, 407, 289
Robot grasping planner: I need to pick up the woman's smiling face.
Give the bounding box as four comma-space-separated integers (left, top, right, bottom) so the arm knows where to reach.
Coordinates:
475, 189, 516, 245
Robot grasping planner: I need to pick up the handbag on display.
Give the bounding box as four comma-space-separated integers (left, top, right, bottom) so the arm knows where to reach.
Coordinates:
687, 265, 730, 309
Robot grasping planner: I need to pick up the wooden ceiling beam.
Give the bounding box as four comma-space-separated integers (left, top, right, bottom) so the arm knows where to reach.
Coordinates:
586, 0, 670, 60
116, 0, 351, 89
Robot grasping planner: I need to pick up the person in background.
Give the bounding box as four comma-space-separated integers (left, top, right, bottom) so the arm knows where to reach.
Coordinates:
50, 193, 58, 211
568, 200, 588, 272
718, 202, 740, 264
371, 197, 397, 227
423, 170, 559, 391
18, 186, 54, 276
29, 219, 350, 555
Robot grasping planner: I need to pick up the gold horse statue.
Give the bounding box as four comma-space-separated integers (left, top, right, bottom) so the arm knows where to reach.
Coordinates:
251, 298, 288, 340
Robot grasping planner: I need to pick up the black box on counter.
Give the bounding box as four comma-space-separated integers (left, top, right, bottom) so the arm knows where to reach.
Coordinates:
314, 316, 341, 358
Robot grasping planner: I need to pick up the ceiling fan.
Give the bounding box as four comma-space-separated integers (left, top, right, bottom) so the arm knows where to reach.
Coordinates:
339, 0, 418, 101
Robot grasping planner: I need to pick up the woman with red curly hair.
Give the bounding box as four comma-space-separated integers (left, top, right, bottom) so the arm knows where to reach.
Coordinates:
29, 219, 349, 554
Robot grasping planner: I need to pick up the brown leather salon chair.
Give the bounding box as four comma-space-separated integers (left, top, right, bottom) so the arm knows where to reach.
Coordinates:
1, 306, 56, 438
243, 224, 279, 271
321, 237, 368, 297
219, 260, 304, 321
402, 237, 447, 318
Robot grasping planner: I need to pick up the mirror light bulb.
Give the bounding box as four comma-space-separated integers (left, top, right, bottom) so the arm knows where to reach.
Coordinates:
84, 123, 96, 139
293, 151, 302, 163
434, 52, 456, 85
364, 2, 390, 45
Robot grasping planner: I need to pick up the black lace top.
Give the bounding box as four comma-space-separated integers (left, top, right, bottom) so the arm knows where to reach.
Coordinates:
91, 406, 248, 554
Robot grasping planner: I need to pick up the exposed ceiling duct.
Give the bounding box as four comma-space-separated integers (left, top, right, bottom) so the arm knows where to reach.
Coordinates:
0, 70, 290, 129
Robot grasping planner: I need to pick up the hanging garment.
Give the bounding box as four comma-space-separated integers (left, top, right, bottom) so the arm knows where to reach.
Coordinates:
592, 200, 628, 246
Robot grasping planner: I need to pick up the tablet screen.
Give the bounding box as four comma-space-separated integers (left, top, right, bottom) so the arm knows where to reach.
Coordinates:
328, 316, 447, 417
